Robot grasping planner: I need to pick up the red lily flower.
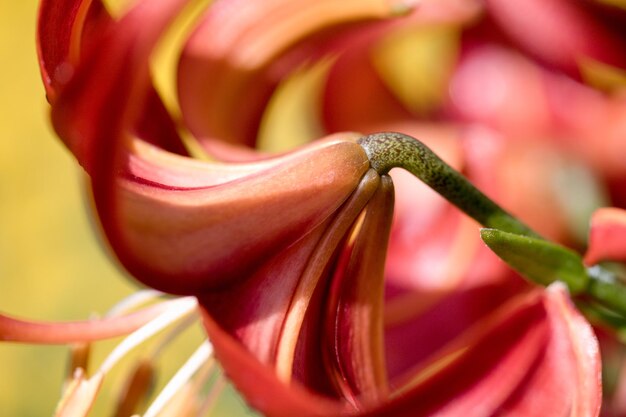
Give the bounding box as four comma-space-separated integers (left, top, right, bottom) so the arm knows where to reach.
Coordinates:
26, 0, 605, 415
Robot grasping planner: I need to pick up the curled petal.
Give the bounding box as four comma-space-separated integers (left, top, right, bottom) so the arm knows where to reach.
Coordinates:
45, 0, 186, 165
177, 0, 418, 151
383, 275, 526, 381
518, 284, 602, 417
584, 207, 626, 265
322, 4, 479, 134
0, 302, 174, 344
325, 175, 394, 405
115, 138, 369, 294
280, 171, 381, 392
47, 0, 191, 218
198, 171, 380, 392
368, 286, 601, 416
37, 0, 109, 100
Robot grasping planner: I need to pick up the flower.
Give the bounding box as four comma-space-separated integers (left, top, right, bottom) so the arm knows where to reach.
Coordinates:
15, 0, 617, 415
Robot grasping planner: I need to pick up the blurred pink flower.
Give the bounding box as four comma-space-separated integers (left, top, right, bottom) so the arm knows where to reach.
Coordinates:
582, 208, 626, 417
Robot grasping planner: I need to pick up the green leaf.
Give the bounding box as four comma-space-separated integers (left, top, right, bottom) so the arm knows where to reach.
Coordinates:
480, 228, 589, 294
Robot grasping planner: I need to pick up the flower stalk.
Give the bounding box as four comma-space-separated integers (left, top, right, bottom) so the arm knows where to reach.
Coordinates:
358, 132, 540, 238
359, 132, 626, 325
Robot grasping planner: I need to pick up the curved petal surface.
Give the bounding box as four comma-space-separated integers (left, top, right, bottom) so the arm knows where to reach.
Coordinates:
585, 207, 626, 265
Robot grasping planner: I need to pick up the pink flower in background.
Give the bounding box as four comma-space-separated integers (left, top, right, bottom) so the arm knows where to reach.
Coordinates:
583, 208, 626, 417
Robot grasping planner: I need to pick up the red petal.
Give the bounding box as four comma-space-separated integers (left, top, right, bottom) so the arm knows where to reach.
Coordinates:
49, 0, 189, 170
197, 221, 329, 366
324, 175, 394, 405
41, 0, 186, 159
37, 0, 109, 101
200, 309, 348, 417
112, 139, 370, 294
196, 171, 380, 395
367, 286, 601, 416
277, 172, 381, 396
322, 34, 412, 134
584, 207, 626, 265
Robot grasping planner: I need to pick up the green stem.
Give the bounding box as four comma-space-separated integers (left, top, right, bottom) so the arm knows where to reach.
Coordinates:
358, 132, 540, 238
358, 132, 626, 321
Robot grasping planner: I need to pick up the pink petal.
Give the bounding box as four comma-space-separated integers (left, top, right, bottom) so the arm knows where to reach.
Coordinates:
367, 286, 601, 416
498, 284, 601, 416
544, 76, 626, 178
448, 45, 551, 137
584, 207, 626, 265
370, 290, 550, 416
0, 302, 171, 344
485, 0, 626, 75
48, 0, 374, 296
384, 274, 527, 381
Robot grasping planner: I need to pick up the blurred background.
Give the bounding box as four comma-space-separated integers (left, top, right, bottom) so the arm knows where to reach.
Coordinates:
0, 3, 251, 416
